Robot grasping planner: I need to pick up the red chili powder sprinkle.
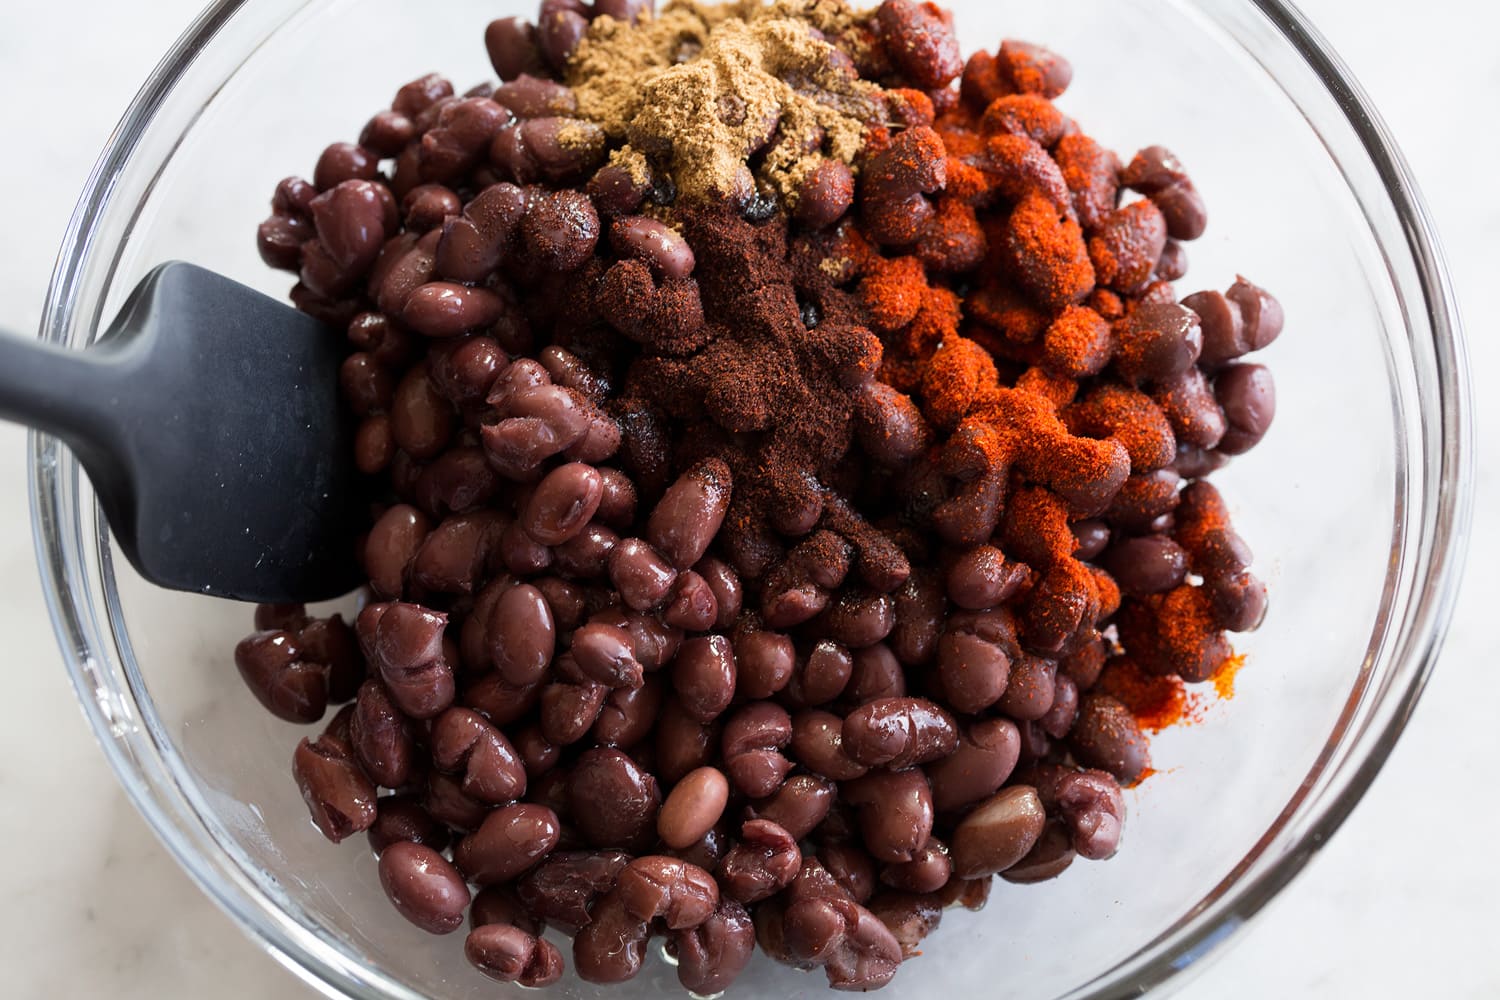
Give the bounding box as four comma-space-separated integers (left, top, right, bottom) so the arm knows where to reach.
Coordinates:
1211, 652, 1246, 700
1097, 658, 1193, 732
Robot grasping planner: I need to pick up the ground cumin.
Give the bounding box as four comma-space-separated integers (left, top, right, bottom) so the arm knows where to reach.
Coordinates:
567, 0, 888, 205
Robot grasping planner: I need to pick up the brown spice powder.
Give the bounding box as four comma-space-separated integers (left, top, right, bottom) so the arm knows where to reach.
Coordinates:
567, 0, 886, 205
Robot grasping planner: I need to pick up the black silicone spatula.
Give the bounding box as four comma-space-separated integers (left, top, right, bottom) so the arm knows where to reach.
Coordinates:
2, 261, 361, 602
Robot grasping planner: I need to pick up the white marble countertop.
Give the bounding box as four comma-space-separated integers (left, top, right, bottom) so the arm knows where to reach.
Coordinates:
0, 1, 1494, 996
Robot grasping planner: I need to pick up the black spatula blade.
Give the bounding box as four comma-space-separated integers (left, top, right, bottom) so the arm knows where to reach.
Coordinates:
53, 262, 362, 602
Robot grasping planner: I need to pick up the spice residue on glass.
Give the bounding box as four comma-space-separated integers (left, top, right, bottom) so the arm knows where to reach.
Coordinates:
245, 0, 1281, 991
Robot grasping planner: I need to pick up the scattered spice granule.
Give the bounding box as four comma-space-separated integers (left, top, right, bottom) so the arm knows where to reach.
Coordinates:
1211, 652, 1246, 700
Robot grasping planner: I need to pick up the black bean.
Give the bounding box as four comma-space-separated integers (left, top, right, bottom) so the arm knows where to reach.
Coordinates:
1069, 694, 1149, 783
292, 734, 377, 843
465, 925, 564, 987
673, 899, 756, 995
484, 18, 548, 81
1115, 301, 1202, 382
494, 74, 577, 118
378, 840, 470, 934
647, 459, 733, 569
313, 142, 378, 191
537, 0, 589, 73
521, 189, 600, 271
721, 701, 794, 798
350, 679, 415, 788
843, 768, 933, 864
926, 718, 1020, 812
1099, 534, 1189, 596
950, 785, 1046, 878
517, 849, 631, 933
796, 159, 856, 229
662, 571, 718, 631
615, 855, 720, 928
1057, 768, 1126, 860
235, 631, 328, 724
607, 538, 677, 610
672, 635, 737, 723
571, 622, 645, 689
403, 281, 506, 338
430, 707, 527, 803
610, 215, 696, 278
841, 697, 958, 769
790, 710, 869, 782
1215, 362, 1276, 454
734, 628, 796, 699
750, 775, 836, 841
367, 794, 451, 855
1225, 276, 1284, 352
719, 820, 802, 903
845, 643, 907, 704
393, 73, 455, 117
945, 544, 1026, 610
936, 629, 1008, 716
523, 462, 604, 544
568, 747, 661, 850
454, 803, 561, 884
573, 891, 650, 983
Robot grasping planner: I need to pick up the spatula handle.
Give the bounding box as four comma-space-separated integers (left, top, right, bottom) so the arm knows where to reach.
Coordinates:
0, 332, 120, 436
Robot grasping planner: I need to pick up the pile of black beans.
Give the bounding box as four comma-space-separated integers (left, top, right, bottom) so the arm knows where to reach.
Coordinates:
232, 1, 1243, 994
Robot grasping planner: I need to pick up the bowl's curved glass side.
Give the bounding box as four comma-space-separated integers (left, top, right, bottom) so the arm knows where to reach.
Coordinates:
28, 1, 435, 999
1060, 0, 1473, 993
29, 0, 1471, 999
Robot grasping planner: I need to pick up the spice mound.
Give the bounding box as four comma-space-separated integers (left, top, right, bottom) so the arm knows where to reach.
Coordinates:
247, 0, 1281, 993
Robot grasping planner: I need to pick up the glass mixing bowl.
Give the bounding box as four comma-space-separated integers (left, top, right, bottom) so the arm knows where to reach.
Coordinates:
30, 0, 1471, 997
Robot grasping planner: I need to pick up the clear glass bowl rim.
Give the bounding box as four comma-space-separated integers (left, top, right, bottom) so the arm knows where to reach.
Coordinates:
27, 1, 1474, 998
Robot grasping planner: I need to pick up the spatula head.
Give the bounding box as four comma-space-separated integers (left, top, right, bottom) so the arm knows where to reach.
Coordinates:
94, 262, 362, 602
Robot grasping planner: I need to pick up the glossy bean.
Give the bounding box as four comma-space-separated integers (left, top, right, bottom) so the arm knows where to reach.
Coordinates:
235, 630, 328, 724
517, 849, 631, 933
672, 635, 736, 723
719, 820, 802, 903
926, 718, 1021, 813
350, 680, 415, 788
841, 697, 958, 769
879, 837, 951, 894
607, 538, 677, 611
539, 678, 608, 745
593, 674, 663, 748
572, 891, 650, 983
951, 785, 1047, 878
844, 643, 907, 705
656, 697, 719, 784
696, 557, 743, 629
292, 734, 377, 843
843, 769, 934, 863
1069, 694, 1149, 783
568, 747, 660, 850
367, 794, 451, 855
465, 924, 565, 987
658, 766, 730, 850
1057, 768, 1126, 860
935, 630, 1009, 714
609, 215, 695, 278
571, 622, 645, 689
790, 710, 869, 781
751, 774, 836, 840
615, 855, 719, 929
430, 707, 526, 803
454, 803, 561, 884
673, 899, 756, 995
721, 702, 794, 798
647, 459, 732, 569
378, 841, 470, 934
